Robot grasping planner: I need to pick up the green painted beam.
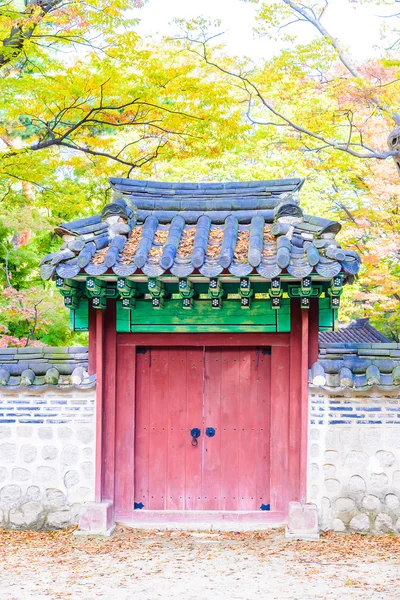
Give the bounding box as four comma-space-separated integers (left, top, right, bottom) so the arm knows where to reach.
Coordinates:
69, 300, 89, 331
116, 298, 291, 333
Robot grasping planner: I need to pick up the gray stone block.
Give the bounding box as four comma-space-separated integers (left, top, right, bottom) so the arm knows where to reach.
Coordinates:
335, 497, 355, 513
26, 486, 41, 501
46, 489, 66, 509
376, 450, 395, 468
12, 468, 30, 482
0, 484, 22, 507
47, 510, 74, 528
16, 426, 32, 438
81, 462, 94, 480
370, 473, 389, 493
332, 518, 346, 532
10, 502, 43, 527
64, 470, 79, 488
375, 513, 393, 533
0, 467, 7, 485
77, 427, 93, 444
348, 475, 366, 494
38, 427, 53, 440
20, 444, 37, 463
0, 426, 11, 439
37, 466, 57, 484
0, 443, 17, 463
385, 494, 400, 512
57, 426, 72, 440
349, 513, 370, 532
362, 495, 381, 512
61, 445, 80, 466
41, 445, 58, 460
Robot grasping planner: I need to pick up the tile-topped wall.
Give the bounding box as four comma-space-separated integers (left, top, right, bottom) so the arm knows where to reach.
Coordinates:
0, 388, 95, 529
309, 391, 400, 533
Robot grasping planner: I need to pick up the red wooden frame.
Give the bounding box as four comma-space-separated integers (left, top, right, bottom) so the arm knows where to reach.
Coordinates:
118, 332, 290, 347
91, 299, 314, 521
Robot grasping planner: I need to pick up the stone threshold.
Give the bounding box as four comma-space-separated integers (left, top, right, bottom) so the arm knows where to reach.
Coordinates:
118, 510, 287, 531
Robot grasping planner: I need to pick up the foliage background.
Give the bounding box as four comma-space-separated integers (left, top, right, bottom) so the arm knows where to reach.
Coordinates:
0, 0, 398, 345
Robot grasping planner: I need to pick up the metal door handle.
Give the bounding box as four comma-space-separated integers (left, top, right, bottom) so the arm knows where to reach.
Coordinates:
206, 427, 216, 437
190, 428, 201, 446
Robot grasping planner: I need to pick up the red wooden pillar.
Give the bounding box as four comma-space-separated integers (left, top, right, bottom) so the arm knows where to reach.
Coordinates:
289, 299, 302, 502
93, 302, 118, 507
300, 308, 309, 503
308, 298, 319, 367
88, 305, 97, 376
90, 301, 136, 521
288, 299, 310, 505
102, 301, 117, 509
94, 308, 105, 503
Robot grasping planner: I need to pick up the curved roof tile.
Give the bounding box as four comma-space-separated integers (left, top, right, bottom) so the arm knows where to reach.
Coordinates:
41, 178, 360, 283
0, 347, 94, 389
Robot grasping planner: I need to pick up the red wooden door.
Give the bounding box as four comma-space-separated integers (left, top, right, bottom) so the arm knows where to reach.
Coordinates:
135, 346, 270, 511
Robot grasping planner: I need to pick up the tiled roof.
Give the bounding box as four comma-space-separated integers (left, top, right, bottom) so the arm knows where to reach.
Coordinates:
319, 318, 391, 345
0, 347, 95, 389
40, 178, 361, 282
310, 342, 400, 391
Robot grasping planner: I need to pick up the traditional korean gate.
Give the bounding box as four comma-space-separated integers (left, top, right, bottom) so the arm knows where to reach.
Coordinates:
134, 346, 271, 511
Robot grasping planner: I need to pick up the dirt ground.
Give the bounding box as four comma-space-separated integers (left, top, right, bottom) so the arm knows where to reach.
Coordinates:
1, 526, 400, 600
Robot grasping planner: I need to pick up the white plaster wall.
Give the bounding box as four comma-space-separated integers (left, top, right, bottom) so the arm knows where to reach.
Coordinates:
308, 391, 400, 533
0, 388, 95, 529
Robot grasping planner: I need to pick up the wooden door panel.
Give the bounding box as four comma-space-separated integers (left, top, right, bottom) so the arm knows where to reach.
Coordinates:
185, 348, 204, 510
237, 349, 258, 510
219, 349, 240, 511
203, 347, 271, 511
256, 350, 271, 508
166, 348, 187, 510
134, 349, 150, 508
135, 345, 271, 512
148, 348, 169, 509
202, 348, 222, 510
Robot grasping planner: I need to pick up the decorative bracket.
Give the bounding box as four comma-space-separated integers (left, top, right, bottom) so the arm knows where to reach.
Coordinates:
148, 277, 166, 309
58, 278, 83, 309
117, 278, 138, 309
300, 297, 310, 309
208, 277, 224, 309
326, 274, 343, 308
86, 277, 107, 310
301, 277, 312, 296
269, 277, 282, 310
287, 282, 323, 309
239, 277, 253, 309
269, 277, 281, 296
179, 278, 196, 309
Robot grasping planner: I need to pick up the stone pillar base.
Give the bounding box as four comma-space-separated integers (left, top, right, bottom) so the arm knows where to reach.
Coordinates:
285, 501, 320, 540
76, 500, 115, 536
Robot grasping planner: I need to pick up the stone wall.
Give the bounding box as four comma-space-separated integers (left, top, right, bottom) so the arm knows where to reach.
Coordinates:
0, 387, 95, 529
308, 390, 400, 533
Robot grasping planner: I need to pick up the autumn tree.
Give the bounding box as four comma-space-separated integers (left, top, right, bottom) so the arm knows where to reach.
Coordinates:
0, 0, 248, 345
176, 2, 400, 340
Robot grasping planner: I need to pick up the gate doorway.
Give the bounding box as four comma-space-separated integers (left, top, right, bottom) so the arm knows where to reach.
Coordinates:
134, 347, 271, 512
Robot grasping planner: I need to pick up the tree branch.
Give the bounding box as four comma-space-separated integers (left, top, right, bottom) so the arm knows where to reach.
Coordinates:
281, 0, 400, 125
0, 0, 63, 69
184, 35, 400, 161
282, 0, 360, 77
